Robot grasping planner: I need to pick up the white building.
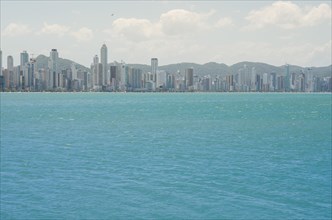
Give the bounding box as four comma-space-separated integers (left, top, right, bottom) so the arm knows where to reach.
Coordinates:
48, 49, 59, 89
151, 58, 158, 86
157, 70, 167, 88
71, 63, 77, 80
0, 49, 2, 75
20, 51, 29, 70
100, 44, 108, 85
92, 55, 101, 89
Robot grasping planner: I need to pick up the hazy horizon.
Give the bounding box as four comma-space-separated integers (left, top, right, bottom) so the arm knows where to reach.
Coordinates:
34, 53, 332, 68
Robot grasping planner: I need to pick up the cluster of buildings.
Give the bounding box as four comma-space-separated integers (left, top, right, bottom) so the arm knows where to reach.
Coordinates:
218, 64, 331, 93
0, 46, 331, 92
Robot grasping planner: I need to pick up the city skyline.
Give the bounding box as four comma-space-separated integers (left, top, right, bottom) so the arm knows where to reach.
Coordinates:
1, 46, 331, 93
1, 1, 331, 67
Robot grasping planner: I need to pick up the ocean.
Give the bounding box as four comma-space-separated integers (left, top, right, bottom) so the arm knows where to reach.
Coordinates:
1, 93, 331, 219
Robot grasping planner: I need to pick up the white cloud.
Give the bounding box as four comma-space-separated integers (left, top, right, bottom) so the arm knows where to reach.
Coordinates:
37, 22, 70, 36
70, 27, 94, 42
110, 9, 230, 42
2, 23, 31, 37
215, 17, 234, 28
159, 9, 210, 35
306, 40, 332, 66
245, 1, 331, 30
112, 18, 159, 42
303, 3, 331, 26
35, 22, 93, 42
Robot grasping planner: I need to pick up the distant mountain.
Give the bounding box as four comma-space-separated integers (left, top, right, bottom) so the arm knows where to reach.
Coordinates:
230, 61, 281, 75
126, 62, 331, 77
35, 55, 90, 73
35, 54, 331, 77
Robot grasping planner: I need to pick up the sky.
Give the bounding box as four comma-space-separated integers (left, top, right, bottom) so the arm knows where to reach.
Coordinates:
1, 1, 331, 67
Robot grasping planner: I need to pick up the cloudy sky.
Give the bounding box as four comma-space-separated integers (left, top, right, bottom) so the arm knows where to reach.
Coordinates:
1, 1, 331, 67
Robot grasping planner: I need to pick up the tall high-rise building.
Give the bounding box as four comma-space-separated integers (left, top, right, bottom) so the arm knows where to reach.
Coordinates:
284, 64, 290, 92
270, 72, 277, 91
237, 68, 244, 88
48, 49, 59, 88
157, 70, 167, 89
250, 67, 256, 91
92, 55, 100, 87
26, 58, 36, 89
20, 51, 29, 69
256, 74, 261, 91
98, 63, 103, 86
262, 73, 269, 92
291, 72, 296, 90
306, 68, 314, 92
151, 58, 158, 85
71, 63, 77, 80
110, 65, 117, 88
6, 56, 14, 88
226, 75, 234, 91
244, 64, 250, 87
129, 68, 142, 90
7, 55, 14, 71
100, 44, 108, 85
93, 55, 99, 65
0, 49, 2, 76
185, 68, 194, 90
120, 61, 126, 91
166, 73, 175, 90
299, 73, 305, 92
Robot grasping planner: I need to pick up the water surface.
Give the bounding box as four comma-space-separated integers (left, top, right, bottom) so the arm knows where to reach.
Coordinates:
1, 93, 331, 219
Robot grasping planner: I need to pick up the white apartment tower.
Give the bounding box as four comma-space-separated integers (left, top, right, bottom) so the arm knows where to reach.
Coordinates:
185, 68, 194, 89
92, 55, 100, 88
20, 51, 29, 69
151, 58, 158, 86
100, 44, 108, 85
7, 55, 14, 71
0, 49, 2, 75
7, 56, 14, 88
48, 49, 59, 89
71, 63, 77, 80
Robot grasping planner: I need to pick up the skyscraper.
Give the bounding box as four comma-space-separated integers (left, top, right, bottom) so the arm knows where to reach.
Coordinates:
284, 64, 290, 92
7, 56, 14, 89
244, 64, 250, 88
151, 58, 158, 86
110, 65, 117, 88
91, 55, 99, 88
130, 68, 142, 90
20, 51, 29, 69
71, 63, 78, 80
185, 68, 194, 90
250, 67, 256, 91
98, 63, 103, 86
262, 73, 269, 92
100, 44, 108, 85
270, 72, 277, 92
7, 55, 14, 71
26, 58, 36, 89
0, 49, 2, 76
48, 49, 59, 89
93, 55, 99, 66
0, 50, 3, 91
120, 61, 126, 91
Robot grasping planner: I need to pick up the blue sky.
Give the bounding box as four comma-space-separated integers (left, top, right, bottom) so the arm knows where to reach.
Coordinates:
1, 1, 331, 67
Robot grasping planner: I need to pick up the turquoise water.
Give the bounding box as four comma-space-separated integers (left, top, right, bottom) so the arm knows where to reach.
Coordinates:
1, 93, 331, 219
